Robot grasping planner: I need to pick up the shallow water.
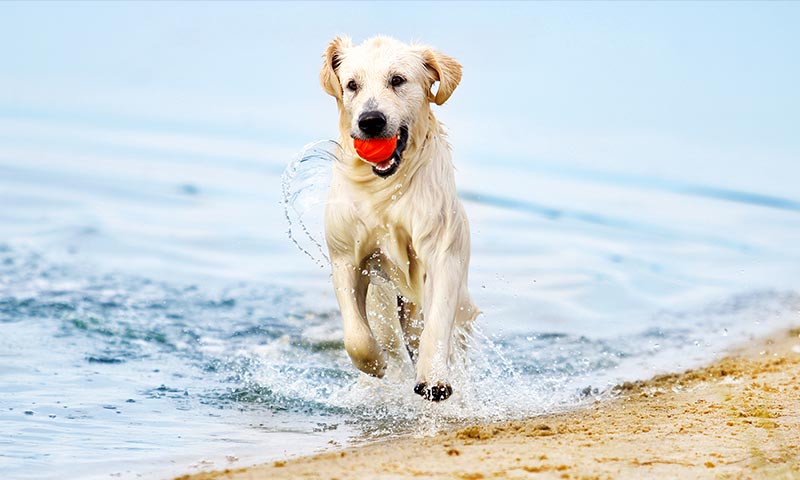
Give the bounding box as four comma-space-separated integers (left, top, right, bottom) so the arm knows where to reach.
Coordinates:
2, 111, 799, 479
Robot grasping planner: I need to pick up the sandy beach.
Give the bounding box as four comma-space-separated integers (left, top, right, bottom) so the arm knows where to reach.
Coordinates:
178, 330, 800, 480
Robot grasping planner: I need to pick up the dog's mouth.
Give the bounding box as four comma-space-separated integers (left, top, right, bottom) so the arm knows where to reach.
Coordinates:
360, 126, 408, 178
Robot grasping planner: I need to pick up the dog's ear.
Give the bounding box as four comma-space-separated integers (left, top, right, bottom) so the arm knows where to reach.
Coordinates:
320, 36, 351, 98
422, 48, 462, 105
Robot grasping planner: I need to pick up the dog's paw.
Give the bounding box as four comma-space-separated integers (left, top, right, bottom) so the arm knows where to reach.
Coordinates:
362, 358, 387, 379
414, 382, 452, 402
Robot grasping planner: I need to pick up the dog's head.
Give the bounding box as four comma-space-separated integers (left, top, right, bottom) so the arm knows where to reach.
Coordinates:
320, 36, 462, 178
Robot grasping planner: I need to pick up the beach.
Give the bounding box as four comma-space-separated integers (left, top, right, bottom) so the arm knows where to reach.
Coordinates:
178, 329, 800, 480
3, 5, 800, 479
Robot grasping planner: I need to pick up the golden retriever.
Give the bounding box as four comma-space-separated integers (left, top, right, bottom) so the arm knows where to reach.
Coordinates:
320, 35, 478, 401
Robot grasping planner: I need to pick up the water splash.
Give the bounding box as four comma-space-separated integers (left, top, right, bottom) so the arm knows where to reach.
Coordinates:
3, 242, 800, 480
281, 140, 341, 268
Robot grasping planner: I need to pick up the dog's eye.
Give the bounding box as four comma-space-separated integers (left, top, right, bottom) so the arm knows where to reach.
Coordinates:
390, 75, 406, 87
346, 80, 359, 92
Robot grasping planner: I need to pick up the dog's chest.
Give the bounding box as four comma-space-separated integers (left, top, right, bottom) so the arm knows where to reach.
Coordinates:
356, 198, 410, 251
351, 197, 422, 293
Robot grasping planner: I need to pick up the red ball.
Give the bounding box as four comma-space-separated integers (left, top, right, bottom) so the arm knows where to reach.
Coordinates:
353, 136, 398, 163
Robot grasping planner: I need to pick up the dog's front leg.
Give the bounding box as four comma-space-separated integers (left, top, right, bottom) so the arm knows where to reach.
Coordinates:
331, 259, 387, 378
414, 253, 464, 402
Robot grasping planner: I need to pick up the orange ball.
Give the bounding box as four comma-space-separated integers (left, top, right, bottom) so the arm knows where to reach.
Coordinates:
353, 136, 397, 163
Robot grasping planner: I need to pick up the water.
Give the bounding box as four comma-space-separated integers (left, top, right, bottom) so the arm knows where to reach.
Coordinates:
2, 117, 799, 480
2, 4, 800, 479
282, 140, 339, 268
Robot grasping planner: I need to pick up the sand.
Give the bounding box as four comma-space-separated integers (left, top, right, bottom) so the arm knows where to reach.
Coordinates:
177, 330, 800, 480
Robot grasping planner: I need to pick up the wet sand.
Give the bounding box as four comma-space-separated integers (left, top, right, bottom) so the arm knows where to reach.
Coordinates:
177, 329, 800, 480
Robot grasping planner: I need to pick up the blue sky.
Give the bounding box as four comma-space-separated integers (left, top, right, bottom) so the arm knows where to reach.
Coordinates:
1, 1, 798, 195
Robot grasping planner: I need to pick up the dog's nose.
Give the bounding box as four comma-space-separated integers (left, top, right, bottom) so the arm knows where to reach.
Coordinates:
358, 111, 387, 136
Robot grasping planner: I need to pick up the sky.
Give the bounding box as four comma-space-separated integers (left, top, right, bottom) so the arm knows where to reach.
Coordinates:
1, 1, 799, 196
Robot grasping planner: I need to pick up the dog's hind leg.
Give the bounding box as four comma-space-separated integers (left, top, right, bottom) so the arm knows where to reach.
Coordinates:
397, 297, 422, 363
364, 278, 407, 364
331, 258, 387, 378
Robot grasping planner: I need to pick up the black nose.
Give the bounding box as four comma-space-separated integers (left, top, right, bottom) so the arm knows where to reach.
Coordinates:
358, 111, 387, 136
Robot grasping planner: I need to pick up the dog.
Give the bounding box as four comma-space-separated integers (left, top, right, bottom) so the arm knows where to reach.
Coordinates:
320, 36, 478, 402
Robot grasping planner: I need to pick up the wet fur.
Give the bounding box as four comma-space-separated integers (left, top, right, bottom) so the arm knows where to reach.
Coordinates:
320, 36, 478, 401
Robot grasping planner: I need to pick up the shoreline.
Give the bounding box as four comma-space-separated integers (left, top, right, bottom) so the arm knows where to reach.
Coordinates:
178, 329, 800, 479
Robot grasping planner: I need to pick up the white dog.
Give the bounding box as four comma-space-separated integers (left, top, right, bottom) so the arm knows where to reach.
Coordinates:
320, 36, 478, 401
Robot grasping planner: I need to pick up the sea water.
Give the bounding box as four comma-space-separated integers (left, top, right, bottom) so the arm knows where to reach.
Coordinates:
1, 119, 799, 479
